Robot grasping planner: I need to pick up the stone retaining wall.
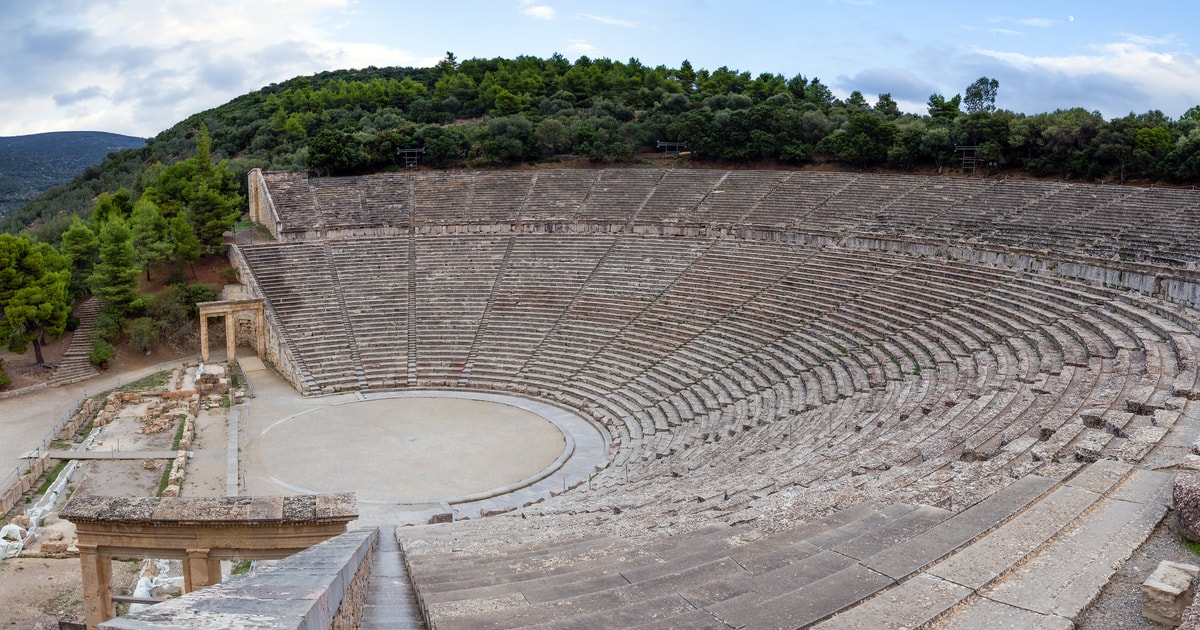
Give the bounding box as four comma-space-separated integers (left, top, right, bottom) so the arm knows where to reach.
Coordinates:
99, 527, 378, 629
225, 244, 306, 392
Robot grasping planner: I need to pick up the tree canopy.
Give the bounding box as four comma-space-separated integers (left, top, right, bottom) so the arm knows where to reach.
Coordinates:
3, 56, 1199, 244
0, 233, 70, 366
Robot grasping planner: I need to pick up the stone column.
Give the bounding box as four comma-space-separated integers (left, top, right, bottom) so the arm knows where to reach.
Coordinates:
78, 543, 114, 629
200, 314, 210, 363
225, 313, 236, 363
184, 548, 222, 592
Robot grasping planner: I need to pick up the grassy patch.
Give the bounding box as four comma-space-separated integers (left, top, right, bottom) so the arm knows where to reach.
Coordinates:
170, 415, 187, 451
231, 560, 253, 575
34, 460, 68, 496
156, 416, 189, 497
1182, 536, 1200, 557
115, 370, 170, 393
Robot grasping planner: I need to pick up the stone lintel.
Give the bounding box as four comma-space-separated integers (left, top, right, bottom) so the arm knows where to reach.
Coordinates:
196, 299, 264, 315
62, 493, 357, 526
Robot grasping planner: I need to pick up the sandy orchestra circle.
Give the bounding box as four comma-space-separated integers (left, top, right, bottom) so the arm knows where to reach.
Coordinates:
254, 397, 567, 502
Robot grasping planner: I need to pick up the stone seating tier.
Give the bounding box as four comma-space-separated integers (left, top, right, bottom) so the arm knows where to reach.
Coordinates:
232, 169, 1200, 629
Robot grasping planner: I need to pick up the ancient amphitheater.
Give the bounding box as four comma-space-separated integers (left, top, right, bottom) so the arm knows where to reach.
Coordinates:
225, 168, 1200, 628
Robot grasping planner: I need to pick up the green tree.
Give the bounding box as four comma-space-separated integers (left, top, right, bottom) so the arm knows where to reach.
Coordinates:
189, 184, 241, 250
59, 216, 99, 301
91, 190, 130, 225
533, 118, 570, 155
875, 93, 901, 119
964, 77, 999, 114
90, 217, 142, 317
483, 116, 534, 163
927, 93, 962, 123
307, 128, 366, 175
816, 113, 898, 166
170, 214, 202, 276
130, 198, 173, 280
126, 317, 160, 352
0, 234, 71, 367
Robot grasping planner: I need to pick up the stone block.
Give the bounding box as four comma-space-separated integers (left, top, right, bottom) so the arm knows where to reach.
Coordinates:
40, 540, 70, 555
1143, 560, 1199, 625
1074, 441, 1103, 463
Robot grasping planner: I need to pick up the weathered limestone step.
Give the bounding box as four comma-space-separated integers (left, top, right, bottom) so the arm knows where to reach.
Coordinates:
705, 562, 894, 628
811, 573, 971, 629
831, 504, 952, 561
865, 474, 1056, 580
973, 468, 1172, 620
934, 596, 1074, 630
362, 528, 424, 630
927, 461, 1131, 590
428, 557, 750, 628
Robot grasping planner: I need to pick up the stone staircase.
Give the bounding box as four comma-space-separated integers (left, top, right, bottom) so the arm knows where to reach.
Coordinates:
49, 297, 100, 386
398, 459, 1171, 629
362, 528, 425, 629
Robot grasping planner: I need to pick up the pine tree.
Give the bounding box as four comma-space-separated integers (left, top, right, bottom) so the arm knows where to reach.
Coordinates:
90, 218, 142, 317
130, 198, 173, 280
59, 216, 100, 301
170, 213, 202, 277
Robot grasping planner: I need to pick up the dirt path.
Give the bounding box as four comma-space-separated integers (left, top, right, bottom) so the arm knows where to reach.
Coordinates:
181, 406, 228, 498
0, 556, 140, 628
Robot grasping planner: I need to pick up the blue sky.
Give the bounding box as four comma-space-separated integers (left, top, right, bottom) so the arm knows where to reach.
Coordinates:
2, 0, 1197, 137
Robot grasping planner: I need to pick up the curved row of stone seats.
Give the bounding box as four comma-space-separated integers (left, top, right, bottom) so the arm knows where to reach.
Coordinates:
259, 170, 314, 227
259, 169, 1200, 269
327, 238, 413, 388
397, 459, 1171, 629
236, 230, 1198, 515
242, 169, 1200, 626
236, 241, 360, 394
521, 170, 595, 220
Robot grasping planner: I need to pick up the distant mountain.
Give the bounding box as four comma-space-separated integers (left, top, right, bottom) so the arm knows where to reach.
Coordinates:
0, 131, 145, 216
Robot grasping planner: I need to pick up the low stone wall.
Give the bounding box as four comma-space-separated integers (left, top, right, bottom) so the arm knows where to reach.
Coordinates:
0, 453, 48, 517
99, 527, 378, 629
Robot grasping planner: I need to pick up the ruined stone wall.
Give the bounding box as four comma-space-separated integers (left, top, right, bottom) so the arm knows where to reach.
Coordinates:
99, 528, 378, 629
218, 283, 263, 352
246, 168, 282, 240
0, 453, 48, 516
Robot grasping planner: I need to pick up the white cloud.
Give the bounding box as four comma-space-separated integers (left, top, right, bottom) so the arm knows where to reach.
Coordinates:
1119, 33, 1176, 46
1016, 18, 1056, 28
566, 40, 597, 55
975, 41, 1200, 116
580, 13, 639, 28
521, 5, 555, 20
0, 0, 441, 136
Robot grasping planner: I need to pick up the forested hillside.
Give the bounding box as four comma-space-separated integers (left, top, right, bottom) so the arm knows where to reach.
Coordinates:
6, 53, 1200, 242
0, 131, 144, 217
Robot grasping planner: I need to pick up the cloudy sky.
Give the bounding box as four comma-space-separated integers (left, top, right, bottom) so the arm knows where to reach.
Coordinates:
2, 0, 1198, 138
